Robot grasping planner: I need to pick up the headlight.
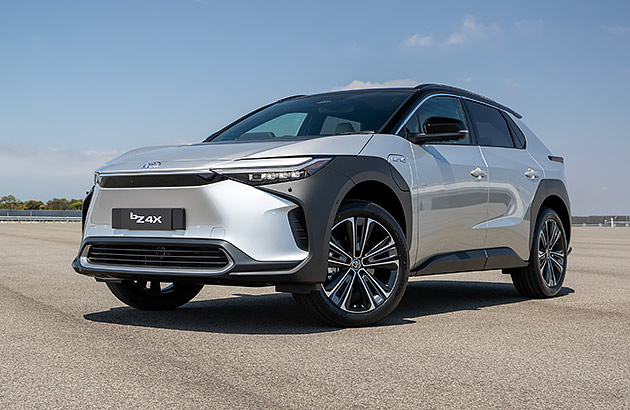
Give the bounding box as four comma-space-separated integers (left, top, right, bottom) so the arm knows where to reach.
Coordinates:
212, 157, 332, 185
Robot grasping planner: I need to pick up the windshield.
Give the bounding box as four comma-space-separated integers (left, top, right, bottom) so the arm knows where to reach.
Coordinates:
206, 90, 413, 142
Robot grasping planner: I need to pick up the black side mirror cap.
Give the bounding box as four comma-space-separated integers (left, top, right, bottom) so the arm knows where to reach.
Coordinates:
424, 116, 465, 133
407, 130, 469, 144
407, 116, 469, 144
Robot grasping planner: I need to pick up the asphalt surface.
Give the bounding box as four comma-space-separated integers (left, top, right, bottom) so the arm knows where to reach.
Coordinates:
0, 223, 628, 409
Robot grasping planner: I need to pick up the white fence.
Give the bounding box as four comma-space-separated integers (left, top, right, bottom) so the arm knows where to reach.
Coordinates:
0, 210, 81, 222
572, 216, 630, 228
572, 222, 630, 228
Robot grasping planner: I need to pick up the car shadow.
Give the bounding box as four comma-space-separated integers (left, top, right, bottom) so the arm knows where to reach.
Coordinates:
83, 280, 575, 335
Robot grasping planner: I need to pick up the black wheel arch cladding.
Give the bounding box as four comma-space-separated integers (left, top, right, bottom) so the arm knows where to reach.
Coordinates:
260, 156, 413, 284
528, 179, 571, 246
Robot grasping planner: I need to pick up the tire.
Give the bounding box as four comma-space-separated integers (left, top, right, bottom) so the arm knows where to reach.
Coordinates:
106, 280, 204, 310
293, 200, 409, 327
510, 208, 568, 298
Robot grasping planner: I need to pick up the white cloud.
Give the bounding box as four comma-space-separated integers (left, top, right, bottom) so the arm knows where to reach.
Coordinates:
445, 33, 465, 46
405, 34, 433, 47
607, 25, 630, 34
444, 15, 501, 45
0, 143, 121, 201
331, 79, 418, 91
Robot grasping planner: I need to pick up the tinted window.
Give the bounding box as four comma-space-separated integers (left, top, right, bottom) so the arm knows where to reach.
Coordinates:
246, 113, 307, 139
207, 91, 412, 142
320, 116, 362, 135
416, 96, 469, 144
465, 101, 514, 148
503, 113, 526, 148
401, 113, 421, 134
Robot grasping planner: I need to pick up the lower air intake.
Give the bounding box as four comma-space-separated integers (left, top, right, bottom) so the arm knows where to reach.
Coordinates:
87, 243, 230, 269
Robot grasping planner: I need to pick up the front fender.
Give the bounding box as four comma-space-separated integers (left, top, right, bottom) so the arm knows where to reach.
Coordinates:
258, 156, 412, 285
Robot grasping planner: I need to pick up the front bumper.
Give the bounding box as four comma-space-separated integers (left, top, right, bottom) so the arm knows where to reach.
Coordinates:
74, 163, 357, 288
83, 178, 308, 263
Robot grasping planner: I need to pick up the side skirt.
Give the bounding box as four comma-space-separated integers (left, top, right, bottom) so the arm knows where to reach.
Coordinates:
411, 247, 528, 276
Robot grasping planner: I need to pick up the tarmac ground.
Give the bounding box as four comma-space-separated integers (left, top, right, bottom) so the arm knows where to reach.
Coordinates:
0, 223, 628, 409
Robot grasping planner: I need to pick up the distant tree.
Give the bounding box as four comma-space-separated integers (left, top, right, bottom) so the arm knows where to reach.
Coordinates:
68, 199, 83, 210
45, 198, 70, 210
0, 195, 22, 209
22, 200, 45, 210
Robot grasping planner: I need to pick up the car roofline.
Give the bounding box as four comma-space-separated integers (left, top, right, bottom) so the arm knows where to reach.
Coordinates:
204, 84, 522, 142
413, 83, 522, 118
292, 84, 522, 118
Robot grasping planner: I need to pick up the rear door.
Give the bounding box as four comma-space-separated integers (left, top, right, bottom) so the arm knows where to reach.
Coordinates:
406, 96, 489, 268
463, 100, 542, 261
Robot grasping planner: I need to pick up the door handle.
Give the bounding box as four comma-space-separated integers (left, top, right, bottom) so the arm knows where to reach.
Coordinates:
524, 168, 540, 179
470, 166, 487, 179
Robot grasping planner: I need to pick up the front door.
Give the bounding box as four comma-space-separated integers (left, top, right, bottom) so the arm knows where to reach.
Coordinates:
404, 96, 489, 269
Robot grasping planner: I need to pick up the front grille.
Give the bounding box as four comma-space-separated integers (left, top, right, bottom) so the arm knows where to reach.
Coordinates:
87, 243, 230, 270
98, 172, 225, 188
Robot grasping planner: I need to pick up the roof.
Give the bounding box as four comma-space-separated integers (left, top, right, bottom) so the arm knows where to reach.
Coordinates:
413, 83, 522, 119
289, 83, 522, 119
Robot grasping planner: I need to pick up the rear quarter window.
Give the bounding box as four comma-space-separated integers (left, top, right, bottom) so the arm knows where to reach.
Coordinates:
502, 113, 527, 149
464, 100, 514, 148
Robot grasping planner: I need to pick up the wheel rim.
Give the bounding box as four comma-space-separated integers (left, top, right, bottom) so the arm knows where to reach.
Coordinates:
538, 218, 565, 288
324, 216, 401, 313
133, 280, 175, 295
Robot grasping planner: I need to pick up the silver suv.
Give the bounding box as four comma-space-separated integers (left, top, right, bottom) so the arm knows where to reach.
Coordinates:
73, 84, 571, 327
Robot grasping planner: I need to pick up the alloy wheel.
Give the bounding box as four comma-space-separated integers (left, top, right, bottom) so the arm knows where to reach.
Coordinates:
324, 216, 401, 313
538, 218, 565, 287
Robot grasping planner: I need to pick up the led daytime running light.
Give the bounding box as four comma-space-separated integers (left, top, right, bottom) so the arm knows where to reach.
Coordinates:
216, 158, 332, 185
249, 170, 304, 182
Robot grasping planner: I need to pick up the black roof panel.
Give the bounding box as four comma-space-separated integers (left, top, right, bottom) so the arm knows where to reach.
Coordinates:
414, 83, 522, 118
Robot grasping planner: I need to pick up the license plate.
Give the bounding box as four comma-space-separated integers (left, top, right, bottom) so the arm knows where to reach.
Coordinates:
112, 208, 186, 230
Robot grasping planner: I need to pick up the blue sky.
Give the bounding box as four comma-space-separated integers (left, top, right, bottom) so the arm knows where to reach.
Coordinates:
0, 0, 629, 215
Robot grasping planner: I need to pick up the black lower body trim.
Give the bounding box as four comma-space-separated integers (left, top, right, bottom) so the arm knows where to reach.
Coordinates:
412, 247, 528, 276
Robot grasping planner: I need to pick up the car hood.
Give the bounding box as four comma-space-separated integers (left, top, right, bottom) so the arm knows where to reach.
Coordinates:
96, 134, 373, 174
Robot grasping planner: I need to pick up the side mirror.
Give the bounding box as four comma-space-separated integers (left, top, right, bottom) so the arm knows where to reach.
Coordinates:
407, 116, 469, 144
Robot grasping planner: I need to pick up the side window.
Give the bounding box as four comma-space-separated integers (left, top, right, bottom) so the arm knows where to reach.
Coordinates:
416, 96, 469, 145
401, 113, 421, 134
246, 112, 307, 139
464, 101, 514, 148
502, 113, 526, 149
